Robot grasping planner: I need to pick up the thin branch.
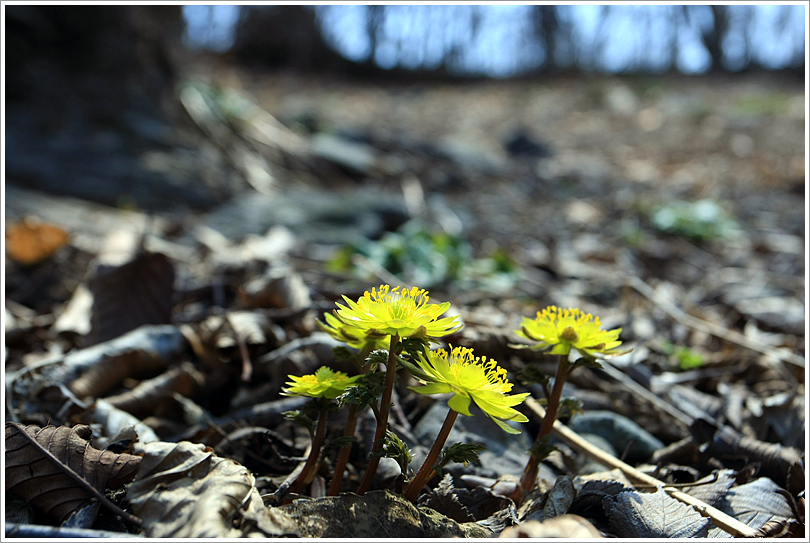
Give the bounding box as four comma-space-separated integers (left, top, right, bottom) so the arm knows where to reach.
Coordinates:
597, 359, 694, 426
523, 397, 756, 537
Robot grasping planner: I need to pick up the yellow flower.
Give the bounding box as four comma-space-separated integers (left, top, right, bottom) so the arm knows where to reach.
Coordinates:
317, 312, 389, 351
515, 306, 623, 358
282, 366, 362, 399
408, 346, 529, 435
332, 284, 462, 340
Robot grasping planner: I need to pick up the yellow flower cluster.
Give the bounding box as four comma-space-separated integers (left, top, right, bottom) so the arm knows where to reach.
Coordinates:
408, 346, 529, 434
326, 284, 463, 341
282, 366, 361, 399
516, 306, 623, 358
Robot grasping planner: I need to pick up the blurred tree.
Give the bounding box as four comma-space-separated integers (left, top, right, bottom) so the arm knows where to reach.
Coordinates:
229, 5, 347, 70
5, 5, 219, 209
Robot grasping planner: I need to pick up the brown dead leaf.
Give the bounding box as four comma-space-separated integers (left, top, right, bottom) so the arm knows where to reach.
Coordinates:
63, 325, 185, 399
238, 267, 312, 310
103, 363, 204, 418
88, 251, 175, 344
4, 423, 141, 523
6, 217, 69, 266
606, 487, 711, 538
126, 440, 266, 537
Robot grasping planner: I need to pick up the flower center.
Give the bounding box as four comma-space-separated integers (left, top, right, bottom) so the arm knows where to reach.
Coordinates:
560, 326, 579, 342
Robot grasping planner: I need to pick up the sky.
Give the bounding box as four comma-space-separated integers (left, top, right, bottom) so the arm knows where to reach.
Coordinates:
182, 4, 806, 77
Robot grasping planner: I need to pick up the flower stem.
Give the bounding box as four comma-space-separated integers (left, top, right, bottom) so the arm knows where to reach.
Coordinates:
327, 403, 359, 496
512, 354, 570, 504
289, 407, 328, 496
356, 334, 399, 495
403, 408, 459, 502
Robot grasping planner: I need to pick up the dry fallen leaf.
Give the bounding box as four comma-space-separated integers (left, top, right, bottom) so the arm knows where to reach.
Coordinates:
606, 487, 711, 538
126, 440, 266, 538
4, 423, 141, 523
63, 325, 186, 399
5, 217, 69, 266
88, 251, 176, 344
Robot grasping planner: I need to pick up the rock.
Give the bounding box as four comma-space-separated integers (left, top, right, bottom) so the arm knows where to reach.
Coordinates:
504, 129, 553, 159
260, 490, 492, 537
567, 411, 664, 464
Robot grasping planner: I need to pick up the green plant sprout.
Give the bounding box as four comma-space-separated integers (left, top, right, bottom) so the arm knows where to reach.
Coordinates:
327, 221, 521, 292
662, 340, 705, 370
281, 367, 362, 496
650, 199, 741, 241
510, 306, 629, 504
321, 284, 462, 495
402, 346, 529, 502
326, 372, 384, 495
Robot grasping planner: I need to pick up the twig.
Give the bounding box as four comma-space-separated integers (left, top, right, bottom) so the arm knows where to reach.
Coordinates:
625, 276, 804, 369
224, 313, 253, 382
523, 397, 756, 537
5, 524, 141, 538
351, 254, 408, 289
597, 359, 694, 427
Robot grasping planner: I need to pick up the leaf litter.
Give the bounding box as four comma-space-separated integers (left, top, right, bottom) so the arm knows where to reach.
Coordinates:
4, 70, 805, 538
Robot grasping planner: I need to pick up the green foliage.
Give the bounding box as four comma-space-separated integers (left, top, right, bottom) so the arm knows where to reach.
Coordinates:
734, 93, 792, 117
323, 435, 357, 454
337, 372, 385, 409
650, 199, 741, 242
369, 430, 414, 476
400, 336, 431, 360
327, 220, 520, 290
434, 442, 487, 478
558, 397, 584, 418
283, 410, 316, 435
662, 341, 705, 370
365, 349, 393, 372
528, 434, 556, 462
518, 365, 552, 390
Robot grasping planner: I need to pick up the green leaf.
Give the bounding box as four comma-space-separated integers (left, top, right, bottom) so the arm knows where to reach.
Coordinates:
438, 442, 487, 470
518, 365, 552, 388
283, 410, 315, 434
558, 397, 584, 418
528, 434, 556, 461
369, 430, 413, 475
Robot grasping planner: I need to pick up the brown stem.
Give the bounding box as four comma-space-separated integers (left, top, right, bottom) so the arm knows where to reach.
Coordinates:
289, 408, 328, 496
327, 403, 359, 496
403, 408, 459, 502
356, 334, 399, 495
512, 354, 570, 503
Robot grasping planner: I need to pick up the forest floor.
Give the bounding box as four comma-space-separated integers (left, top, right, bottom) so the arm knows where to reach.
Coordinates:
4, 65, 806, 537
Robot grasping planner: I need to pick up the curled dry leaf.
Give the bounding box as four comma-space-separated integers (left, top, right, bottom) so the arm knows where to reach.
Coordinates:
88, 398, 161, 445
238, 267, 312, 310
126, 441, 266, 538
707, 477, 796, 537
103, 363, 204, 418
692, 418, 803, 488
59, 325, 187, 399
4, 423, 141, 523
181, 311, 279, 372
